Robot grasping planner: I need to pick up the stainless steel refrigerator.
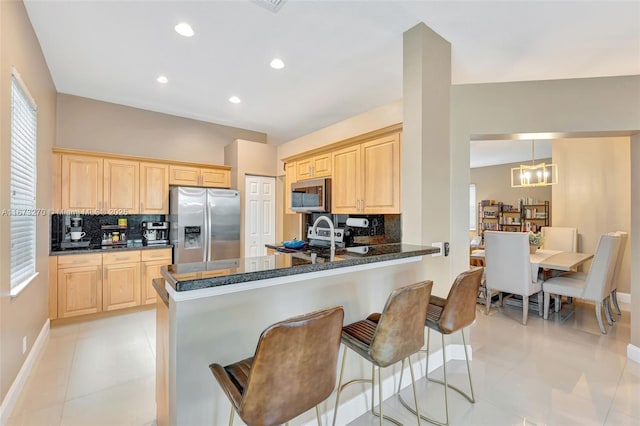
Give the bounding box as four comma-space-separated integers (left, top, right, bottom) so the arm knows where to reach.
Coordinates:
169, 187, 240, 264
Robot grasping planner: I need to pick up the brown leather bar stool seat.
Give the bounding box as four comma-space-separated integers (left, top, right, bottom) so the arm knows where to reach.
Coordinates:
332, 281, 433, 426
210, 306, 344, 426
397, 267, 483, 426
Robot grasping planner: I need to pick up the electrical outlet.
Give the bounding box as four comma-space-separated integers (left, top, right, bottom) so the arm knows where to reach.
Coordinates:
22, 336, 27, 354
431, 242, 443, 257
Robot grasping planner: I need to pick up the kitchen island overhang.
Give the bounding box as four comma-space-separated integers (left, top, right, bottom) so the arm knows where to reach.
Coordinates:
155, 244, 439, 426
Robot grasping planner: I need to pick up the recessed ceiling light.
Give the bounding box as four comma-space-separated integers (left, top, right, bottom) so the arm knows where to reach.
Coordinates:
229, 96, 241, 104
270, 58, 285, 69
174, 22, 194, 37
156, 75, 168, 84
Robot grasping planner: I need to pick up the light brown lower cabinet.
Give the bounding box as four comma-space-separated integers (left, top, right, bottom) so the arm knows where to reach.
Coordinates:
52, 248, 172, 319
103, 262, 141, 311
141, 248, 172, 305
57, 253, 103, 319
58, 265, 103, 318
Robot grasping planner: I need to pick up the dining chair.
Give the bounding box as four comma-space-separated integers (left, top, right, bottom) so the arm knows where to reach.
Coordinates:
484, 231, 543, 325
542, 233, 621, 334
609, 231, 628, 316
210, 306, 344, 426
541, 226, 578, 252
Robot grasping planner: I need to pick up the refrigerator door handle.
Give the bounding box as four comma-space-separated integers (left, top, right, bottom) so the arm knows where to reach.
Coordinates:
203, 195, 209, 263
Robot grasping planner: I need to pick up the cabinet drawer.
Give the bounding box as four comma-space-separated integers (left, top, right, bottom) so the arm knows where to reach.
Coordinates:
57, 253, 102, 267
103, 250, 141, 265
141, 248, 172, 262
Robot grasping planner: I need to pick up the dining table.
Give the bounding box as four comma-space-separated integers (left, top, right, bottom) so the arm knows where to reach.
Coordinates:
471, 247, 594, 315
470, 248, 594, 278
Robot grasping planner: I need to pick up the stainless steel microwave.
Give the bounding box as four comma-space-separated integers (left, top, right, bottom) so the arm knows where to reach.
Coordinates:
290, 178, 331, 213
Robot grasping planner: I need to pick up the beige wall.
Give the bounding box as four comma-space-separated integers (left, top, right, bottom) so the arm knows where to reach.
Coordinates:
471, 159, 553, 228
225, 139, 277, 255
275, 98, 403, 244
631, 134, 640, 346
553, 137, 631, 293
1, 0, 56, 403
57, 94, 267, 164
452, 75, 640, 349
276, 100, 403, 171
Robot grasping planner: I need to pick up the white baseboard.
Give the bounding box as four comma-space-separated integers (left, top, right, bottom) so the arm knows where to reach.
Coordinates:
310, 343, 470, 426
616, 291, 631, 305
0, 319, 50, 426
628, 343, 640, 364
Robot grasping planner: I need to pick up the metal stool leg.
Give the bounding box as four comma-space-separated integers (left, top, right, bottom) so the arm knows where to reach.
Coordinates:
401, 328, 476, 426
331, 346, 348, 426
228, 406, 234, 426
316, 405, 322, 426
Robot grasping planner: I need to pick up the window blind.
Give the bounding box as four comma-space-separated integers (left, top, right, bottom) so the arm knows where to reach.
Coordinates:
10, 72, 38, 288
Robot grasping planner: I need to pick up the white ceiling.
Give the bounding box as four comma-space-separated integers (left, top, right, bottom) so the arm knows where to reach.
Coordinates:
24, 0, 640, 156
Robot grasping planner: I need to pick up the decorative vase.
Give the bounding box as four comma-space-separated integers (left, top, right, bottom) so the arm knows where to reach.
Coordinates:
529, 245, 537, 254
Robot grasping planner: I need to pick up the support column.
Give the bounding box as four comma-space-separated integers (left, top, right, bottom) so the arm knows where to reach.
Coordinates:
630, 133, 640, 362
402, 23, 452, 292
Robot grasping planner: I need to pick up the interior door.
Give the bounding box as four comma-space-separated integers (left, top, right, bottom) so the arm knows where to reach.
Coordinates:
244, 175, 276, 257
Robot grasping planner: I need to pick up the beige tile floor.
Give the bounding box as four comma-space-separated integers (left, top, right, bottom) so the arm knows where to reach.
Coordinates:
6, 301, 639, 426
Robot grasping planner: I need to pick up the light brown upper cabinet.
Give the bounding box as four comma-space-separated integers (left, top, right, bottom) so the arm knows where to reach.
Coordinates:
332, 145, 361, 213
332, 133, 400, 214
284, 162, 297, 214
104, 158, 140, 213
61, 154, 103, 211
140, 162, 169, 214
296, 153, 332, 181
201, 167, 230, 188
169, 165, 230, 188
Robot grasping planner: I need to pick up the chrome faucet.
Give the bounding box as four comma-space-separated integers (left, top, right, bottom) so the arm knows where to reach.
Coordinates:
312, 215, 335, 261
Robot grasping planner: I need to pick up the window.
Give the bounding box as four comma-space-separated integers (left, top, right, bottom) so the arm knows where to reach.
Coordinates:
469, 184, 476, 231
10, 69, 38, 295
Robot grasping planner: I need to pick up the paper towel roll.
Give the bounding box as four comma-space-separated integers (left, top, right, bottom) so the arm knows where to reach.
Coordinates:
346, 218, 369, 228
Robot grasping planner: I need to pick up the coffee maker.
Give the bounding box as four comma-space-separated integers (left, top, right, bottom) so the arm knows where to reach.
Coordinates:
142, 221, 169, 245
61, 216, 91, 249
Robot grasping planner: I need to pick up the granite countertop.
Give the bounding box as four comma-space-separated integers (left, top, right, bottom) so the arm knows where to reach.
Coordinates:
161, 243, 439, 292
50, 243, 173, 256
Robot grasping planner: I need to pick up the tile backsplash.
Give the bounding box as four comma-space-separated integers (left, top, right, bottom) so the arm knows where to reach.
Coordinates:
305, 213, 401, 244
51, 214, 166, 250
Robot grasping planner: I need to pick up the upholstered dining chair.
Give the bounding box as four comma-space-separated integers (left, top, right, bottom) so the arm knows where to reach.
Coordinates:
484, 231, 543, 325
541, 226, 578, 252
609, 231, 628, 316
210, 306, 344, 426
542, 233, 621, 334
332, 281, 433, 426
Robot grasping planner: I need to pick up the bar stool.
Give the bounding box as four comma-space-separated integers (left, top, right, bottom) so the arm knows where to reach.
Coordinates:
210, 306, 344, 426
332, 280, 433, 426
397, 267, 483, 426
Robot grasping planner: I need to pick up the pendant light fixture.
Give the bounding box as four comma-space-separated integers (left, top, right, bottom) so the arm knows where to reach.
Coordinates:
510, 140, 558, 187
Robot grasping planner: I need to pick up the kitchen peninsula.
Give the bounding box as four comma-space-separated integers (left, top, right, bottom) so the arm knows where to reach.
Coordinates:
156, 244, 438, 426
